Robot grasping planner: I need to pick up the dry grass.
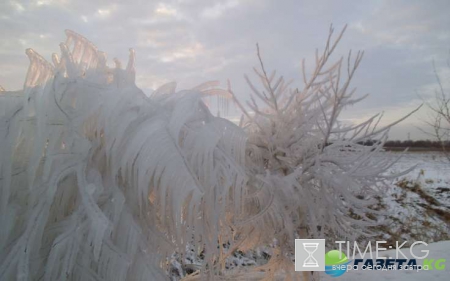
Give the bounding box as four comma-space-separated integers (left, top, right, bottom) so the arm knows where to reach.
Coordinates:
365, 178, 450, 248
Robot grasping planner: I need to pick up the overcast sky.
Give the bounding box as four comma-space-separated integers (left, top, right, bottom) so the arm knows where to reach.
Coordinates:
1, 0, 450, 139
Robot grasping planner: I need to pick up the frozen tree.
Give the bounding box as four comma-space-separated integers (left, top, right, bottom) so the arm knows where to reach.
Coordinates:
0, 27, 415, 280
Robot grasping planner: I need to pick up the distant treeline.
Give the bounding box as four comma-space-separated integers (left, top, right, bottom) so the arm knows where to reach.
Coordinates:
358, 140, 450, 151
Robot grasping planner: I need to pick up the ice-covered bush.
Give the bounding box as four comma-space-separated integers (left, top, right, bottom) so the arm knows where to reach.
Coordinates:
0, 26, 415, 280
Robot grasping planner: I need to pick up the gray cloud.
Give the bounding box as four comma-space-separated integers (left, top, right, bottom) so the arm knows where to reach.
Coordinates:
1, 0, 449, 139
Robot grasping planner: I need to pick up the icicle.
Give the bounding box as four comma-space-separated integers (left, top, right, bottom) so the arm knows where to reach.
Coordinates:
126, 49, 135, 72
125, 48, 136, 83
79, 47, 92, 72
59, 43, 77, 78
114, 58, 122, 69
52, 53, 60, 69
216, 95, 219, 116
97, 51, 108, 69
72, 40, 83, 64
24, 48, 54, 87
226, 98, 229, 116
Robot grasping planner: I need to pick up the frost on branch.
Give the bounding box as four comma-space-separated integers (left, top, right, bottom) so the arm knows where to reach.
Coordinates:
0, 27, 414, 280
226, 25, 419, 279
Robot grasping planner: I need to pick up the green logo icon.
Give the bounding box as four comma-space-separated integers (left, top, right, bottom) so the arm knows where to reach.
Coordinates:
325, 250, 350, 277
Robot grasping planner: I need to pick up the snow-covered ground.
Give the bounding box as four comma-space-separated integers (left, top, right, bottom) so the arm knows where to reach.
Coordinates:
377, 152, 450, 244
388, 151, 450, 189
171, 152, 450, 280
323, 152, 450, 280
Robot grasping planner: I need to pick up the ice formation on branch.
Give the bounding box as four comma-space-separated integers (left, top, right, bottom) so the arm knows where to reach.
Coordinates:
0, 27, 416, 280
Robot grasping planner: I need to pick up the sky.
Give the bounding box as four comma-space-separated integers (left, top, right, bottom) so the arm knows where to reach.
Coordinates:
1, 0, 449, 140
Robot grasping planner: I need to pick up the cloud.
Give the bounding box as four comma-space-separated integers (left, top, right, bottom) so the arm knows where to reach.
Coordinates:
155, 3, 178, 17
200, 0, 239, 19
349, 1, 450, 50
0, 0, 449, 139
